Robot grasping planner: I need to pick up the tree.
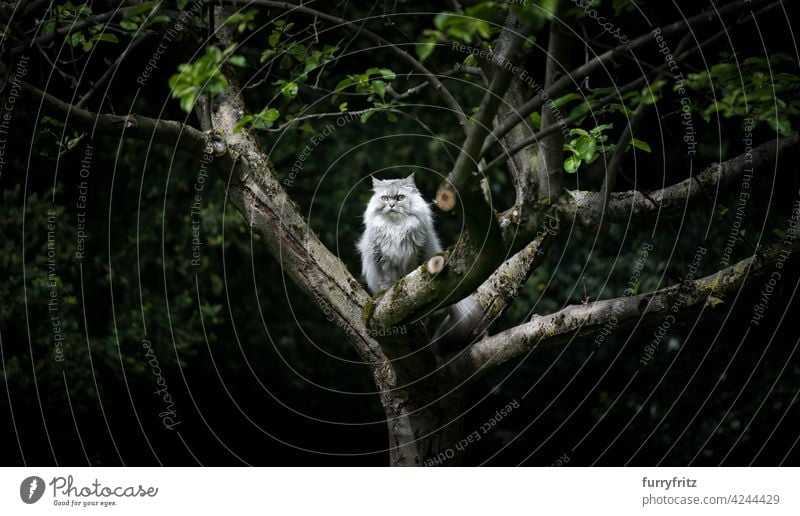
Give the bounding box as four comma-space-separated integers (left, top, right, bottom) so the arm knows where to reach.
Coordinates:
2, 0, 798, 466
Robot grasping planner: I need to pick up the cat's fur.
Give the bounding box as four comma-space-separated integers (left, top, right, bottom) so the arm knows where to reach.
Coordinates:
358, 174, 479, 348
358, 175, 441, 293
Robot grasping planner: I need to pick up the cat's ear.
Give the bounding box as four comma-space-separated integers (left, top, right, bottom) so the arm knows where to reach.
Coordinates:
371, 176, 383, 189
403, 173, 416, 187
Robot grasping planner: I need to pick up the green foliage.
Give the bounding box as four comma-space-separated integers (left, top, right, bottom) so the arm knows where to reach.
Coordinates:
334, 68, 396, 100
168, 45, 246, 112
41, 0, 92, 31
562, 123, 651, 173
416, 30, 440, 62
416, 2, 503, 61
682, 54, 800, 135
629, 137, 651, 153
529, 111, 541, 129
119, 2, 170, 34
244, 20, 340, 131
567, 81, 667, 123
41, 2, 122, 50
512, 0, 557, 32
555, 81, 662, 173
433, 11, 492, 42
234, 107, 280, 133
223, 8, 259, 33
37, 116, 86, 157
563, 124, 612, 173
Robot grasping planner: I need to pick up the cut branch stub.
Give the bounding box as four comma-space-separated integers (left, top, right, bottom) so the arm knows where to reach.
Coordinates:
206, 132, 227, 157
436, 183, 457, 212
426, 255, 446, 275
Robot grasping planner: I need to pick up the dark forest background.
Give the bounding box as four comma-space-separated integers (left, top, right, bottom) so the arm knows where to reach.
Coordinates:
2, 0, 800, 465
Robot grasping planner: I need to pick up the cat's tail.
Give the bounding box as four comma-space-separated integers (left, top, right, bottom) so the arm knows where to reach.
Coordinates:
432, 296, 482, 353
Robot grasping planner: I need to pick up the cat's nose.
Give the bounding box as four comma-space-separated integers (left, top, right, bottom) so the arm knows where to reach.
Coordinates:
388, 202, 396, 208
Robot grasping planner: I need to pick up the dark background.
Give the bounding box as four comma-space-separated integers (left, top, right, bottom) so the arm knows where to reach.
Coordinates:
1, 0, 799, 466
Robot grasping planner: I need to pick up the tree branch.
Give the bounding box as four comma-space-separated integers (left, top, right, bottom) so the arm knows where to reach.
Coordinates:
465, 213, 560, 342
491, 76, 541, 237
386, 63, 484, 102
16, 77, 212, 154
536, 7, 568, 203
436, 9, 528, 212
598, 100, 648, 215
454, 236, 800, 376
558, 134, 799, 226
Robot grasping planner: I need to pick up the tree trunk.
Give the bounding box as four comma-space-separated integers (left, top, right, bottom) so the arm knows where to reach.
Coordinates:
377, 371, 464, 466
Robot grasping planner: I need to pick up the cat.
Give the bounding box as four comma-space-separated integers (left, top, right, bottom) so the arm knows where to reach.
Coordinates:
357, 174, 479, 349
357, 174, 442, 293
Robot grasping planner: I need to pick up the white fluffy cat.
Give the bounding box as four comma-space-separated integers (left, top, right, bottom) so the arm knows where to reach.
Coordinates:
357, 175, 441, 293
357, 174, 479, 348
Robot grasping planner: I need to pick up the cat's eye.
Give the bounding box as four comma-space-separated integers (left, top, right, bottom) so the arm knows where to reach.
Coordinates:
397, 195, 405, 201
381, 195, 389, 201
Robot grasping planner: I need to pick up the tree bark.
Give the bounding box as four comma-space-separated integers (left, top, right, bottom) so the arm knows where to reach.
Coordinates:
379, 379, 464, 467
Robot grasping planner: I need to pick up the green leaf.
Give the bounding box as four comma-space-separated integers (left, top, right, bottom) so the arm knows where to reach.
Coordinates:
233, 115, 254, 133
228, 55, 247, 67
169, 46, 232, 112
261, 108, 279, 122
281, 81, 299, 99
568, 128, 590, 138
553, 93, 581, 107
629, 138, 652, 153
223, 8, 258, 33
768, 116, 793, 136
334, 77, 354, 93
360, 110, 375, 124
92, 33, 119, 44
416, 41, 436, 62
590, 124, 614, 136
180, 93, 196, 112
338, 102, 348, 112
65, 135, 83, 150
252, 108, 280, 129
66, 32, 85, 48
124, 2, 157, 17
366, 68, 396, 80
574, 136, 596, 161
513, 0, 556, 32
371, 80, 386, 98
564, 155, 581, 173
433, 12, 452, 30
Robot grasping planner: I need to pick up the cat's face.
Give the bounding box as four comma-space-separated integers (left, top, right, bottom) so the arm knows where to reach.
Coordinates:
367, 175, 425, 220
